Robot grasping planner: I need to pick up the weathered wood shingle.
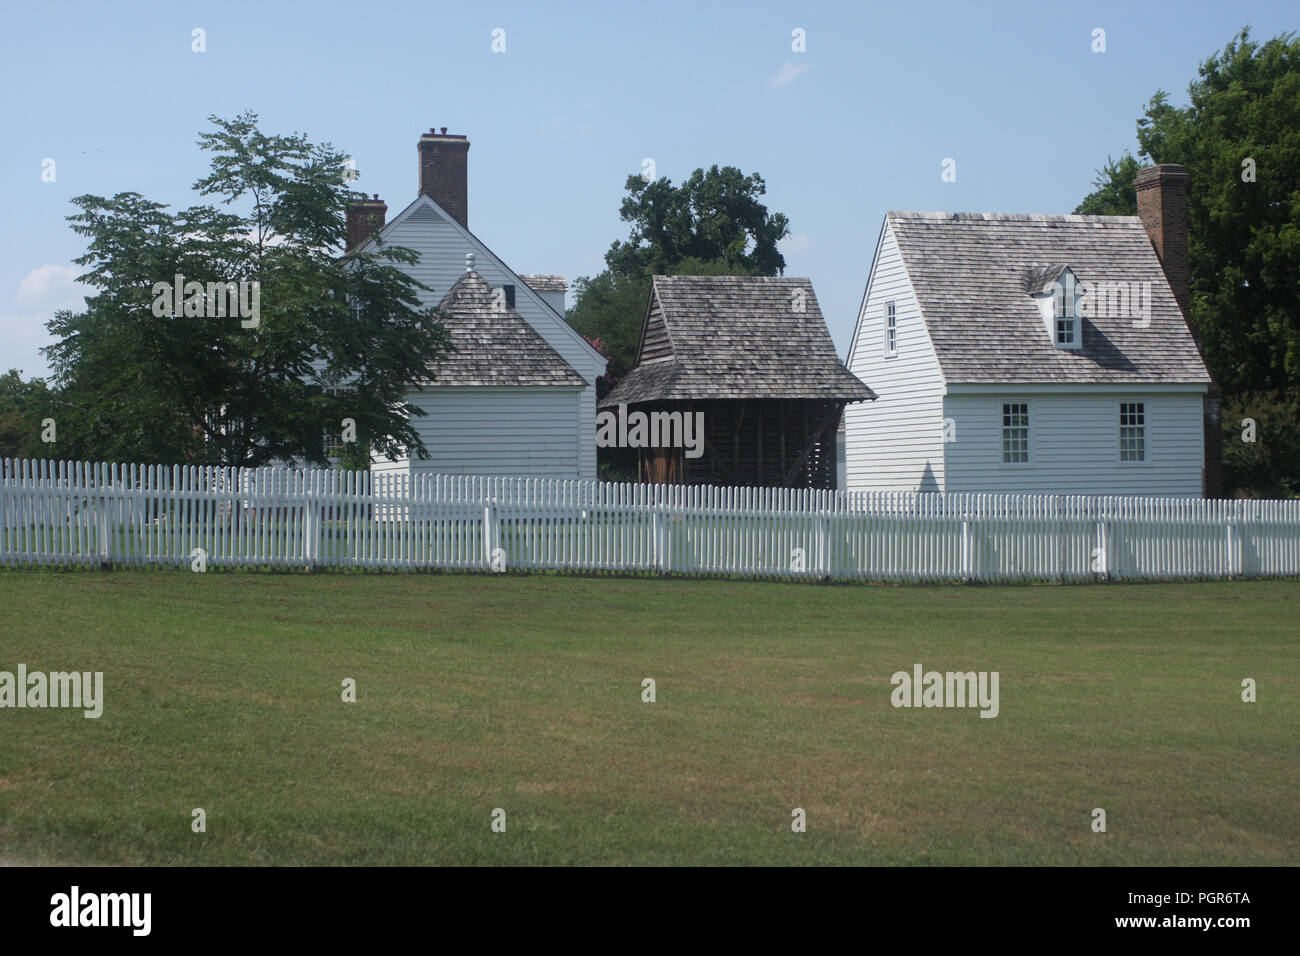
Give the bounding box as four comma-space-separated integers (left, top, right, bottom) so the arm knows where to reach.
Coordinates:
518, 273, 567, 293
416, 271, 587, 387
888, 211, 1212, 384
602, 275, 875, 405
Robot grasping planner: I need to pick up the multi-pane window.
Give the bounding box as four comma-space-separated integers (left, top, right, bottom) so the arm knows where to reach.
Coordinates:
1120, 402, 1146, 462
1002, 403, 1029, 463
885, 301, 897, 355
1054, 288, 1077, 347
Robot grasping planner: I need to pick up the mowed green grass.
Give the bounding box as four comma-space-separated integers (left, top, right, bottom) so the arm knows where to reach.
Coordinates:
0, 570, 1296, 866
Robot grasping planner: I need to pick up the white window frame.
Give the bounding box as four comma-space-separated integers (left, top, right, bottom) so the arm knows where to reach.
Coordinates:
884, 301, 897, 357
1001, 401, 1031, 465
1119, 400, 1147, 464
1054, 290, 1078, 348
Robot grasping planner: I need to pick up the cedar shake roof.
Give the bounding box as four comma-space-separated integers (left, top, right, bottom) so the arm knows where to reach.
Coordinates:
602, 275, 875, 406
416, 271, 587, 387
887, 211, 1212, 384
518, 274, 567, 293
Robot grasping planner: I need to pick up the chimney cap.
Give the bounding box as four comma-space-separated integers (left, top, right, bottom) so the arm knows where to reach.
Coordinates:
1135, 163, 1190, 187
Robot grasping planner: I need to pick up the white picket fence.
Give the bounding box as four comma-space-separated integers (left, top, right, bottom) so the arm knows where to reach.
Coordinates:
2, 458, 1299, 583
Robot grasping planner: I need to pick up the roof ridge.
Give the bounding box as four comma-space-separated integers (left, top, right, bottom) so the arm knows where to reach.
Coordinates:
888, 210, 1142, 223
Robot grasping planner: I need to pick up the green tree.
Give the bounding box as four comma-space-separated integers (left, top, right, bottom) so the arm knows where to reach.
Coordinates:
605, 165, 790, 278
0, 369, 52, 459
1222, 392, 1300, 498
42, 111, 453, 467
568, 165, 791, 386
1076, 28, 1300, 495
1073, 154, 1142, 215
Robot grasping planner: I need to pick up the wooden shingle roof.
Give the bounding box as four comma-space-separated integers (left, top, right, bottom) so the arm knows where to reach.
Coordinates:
416, 271, 587, 387
518, 274, 567, 293
887, 211, 1212, 384
602, 275, 875, 406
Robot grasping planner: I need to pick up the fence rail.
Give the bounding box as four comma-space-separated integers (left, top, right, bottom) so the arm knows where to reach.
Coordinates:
3, 458, 1299, 583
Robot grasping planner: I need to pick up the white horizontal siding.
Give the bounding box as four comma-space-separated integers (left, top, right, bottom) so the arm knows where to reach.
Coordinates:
944, 392, 1204, 495
380, 200, 602, 479
844, 221, 947, 492
379, 387, 583, 478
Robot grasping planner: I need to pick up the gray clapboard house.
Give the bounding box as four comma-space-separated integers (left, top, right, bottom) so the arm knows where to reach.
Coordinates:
844, 164, 1217, 496
347, 128, 606, 480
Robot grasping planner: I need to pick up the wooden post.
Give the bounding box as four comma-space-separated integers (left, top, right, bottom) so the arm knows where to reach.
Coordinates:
482, 498, 498, 570
961, 506, 971, 583
1095, 517, 1108, 580
819, 501, 835, 580
303, 496, 320, 570
1224, 502, 1235, 579
97, 462, 112, 568
1055, 495, 1064, 584
655, 502, 670, 574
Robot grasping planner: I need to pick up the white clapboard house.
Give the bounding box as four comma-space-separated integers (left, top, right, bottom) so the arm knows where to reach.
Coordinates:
844, 164, 1217, 496
346, 128, 606, 480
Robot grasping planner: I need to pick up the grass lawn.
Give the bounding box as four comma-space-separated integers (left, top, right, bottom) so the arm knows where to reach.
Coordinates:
0, 569, 1296, 866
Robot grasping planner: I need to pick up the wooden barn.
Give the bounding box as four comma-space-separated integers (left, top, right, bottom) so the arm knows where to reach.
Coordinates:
600, 275, 875, 488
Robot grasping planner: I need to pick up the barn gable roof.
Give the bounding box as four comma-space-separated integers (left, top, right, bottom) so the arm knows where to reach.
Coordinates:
416, 271, 587, 388
602, 275, 875, 406
887, 211, 1212, 385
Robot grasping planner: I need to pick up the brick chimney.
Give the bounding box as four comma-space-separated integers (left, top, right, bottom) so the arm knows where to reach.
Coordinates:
346, 194, 387, 251
418, 127, 469, 228
1135, 163, 1222, 497
1135, 164, 1191, 318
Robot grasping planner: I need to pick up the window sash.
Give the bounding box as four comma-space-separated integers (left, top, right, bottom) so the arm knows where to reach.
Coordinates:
885, 302, 897, 355
1120, 402, 1146, 461
1002, 403, 1029, 463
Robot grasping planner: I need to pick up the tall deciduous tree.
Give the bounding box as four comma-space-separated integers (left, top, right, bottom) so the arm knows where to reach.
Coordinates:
605, 165, 790, 278
42, 111, 452, 467
0, 369, 51, 459
1076, 28, 1300, 495
567, 165, 791, 385
1073, 154, 1142, 216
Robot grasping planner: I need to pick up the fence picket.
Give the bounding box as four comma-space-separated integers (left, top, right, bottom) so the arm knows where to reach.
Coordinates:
1, 457, 1298, 582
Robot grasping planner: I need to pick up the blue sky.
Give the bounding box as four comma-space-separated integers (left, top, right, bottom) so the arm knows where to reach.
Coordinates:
0, 0, 1294, 377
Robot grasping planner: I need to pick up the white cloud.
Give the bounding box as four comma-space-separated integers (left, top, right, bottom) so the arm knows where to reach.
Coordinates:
779, 233, 812, 254
0, 312, 57, 378
6, 264, 90, 377
16, 264, 90, 311
770, 61, 811, 87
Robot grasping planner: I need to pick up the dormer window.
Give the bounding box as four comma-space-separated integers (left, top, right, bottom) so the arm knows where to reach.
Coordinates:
1054, 286, 1078, 348
1029, 266, 1082, 350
